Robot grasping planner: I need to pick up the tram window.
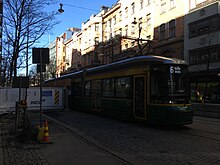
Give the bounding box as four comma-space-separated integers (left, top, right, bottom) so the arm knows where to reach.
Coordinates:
151, 65, 189, 104
84, 81, 91, 97
102, 78, 115, 97
115, 77, 132, 98
72, 82, 81, 96
150, 67, 168, 103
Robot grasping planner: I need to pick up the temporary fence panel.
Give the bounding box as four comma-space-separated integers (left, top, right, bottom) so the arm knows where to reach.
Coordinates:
0, 88, 20, 114
0, 87, 64, 114
27, 87, 64, 110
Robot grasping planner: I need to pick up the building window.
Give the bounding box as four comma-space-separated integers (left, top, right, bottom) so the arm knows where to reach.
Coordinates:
147, 0, 151, 5
131, 2, 135, 14
160, 24, 166, 41
113, 15, 116, 25
109, 19, 112, 28
146, 13, 151, 27
139, 17, 143, 29
119, 11, 122, 21
161, 2, 166, 13
189, 47, 220, 65
170, 0, 175, 9
95, 37, 99, 45
119, 28, 122, 35
125, 7, 128, 17
189, 15, 220, 38
95, 23, 99, 31
140, 0, 143, 9
191, 81, 220, 104
197, 20, 209, 34
125, 25, 128, 36
169, 19, 176, 38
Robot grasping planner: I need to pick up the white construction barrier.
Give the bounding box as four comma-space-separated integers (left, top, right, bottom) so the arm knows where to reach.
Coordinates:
0, 87, 64, 114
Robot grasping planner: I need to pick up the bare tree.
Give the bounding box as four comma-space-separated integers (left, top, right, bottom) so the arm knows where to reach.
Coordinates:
28, 64, 39, 85
2, 0, 59, 84
46, 59, 56, 78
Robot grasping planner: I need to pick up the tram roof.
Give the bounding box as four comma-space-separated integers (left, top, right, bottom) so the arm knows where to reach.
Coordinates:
44, 55, 187, 82
87, 55, 186, 73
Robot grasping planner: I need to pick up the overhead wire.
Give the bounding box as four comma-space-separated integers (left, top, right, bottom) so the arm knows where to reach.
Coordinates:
61, 3, 99, 12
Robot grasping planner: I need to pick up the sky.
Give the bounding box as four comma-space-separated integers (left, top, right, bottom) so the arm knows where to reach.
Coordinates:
19, 0, 117, 75
38, 0, 118, 47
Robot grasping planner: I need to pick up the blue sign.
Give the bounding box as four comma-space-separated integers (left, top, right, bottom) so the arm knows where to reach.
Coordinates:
42, 91, 52, 97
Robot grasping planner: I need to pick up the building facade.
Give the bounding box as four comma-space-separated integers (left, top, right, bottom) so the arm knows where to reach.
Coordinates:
185, 0, 220, 103
47, 40, 56, 79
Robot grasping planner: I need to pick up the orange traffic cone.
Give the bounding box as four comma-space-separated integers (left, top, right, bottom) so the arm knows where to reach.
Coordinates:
41, 120, 52, 144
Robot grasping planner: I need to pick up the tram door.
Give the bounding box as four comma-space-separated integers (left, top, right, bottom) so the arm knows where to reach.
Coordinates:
134, 76, 147, 119
91, 80, 101, 111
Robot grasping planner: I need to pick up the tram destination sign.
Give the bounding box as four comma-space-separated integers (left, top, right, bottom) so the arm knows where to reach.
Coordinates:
170, 66, 181, 74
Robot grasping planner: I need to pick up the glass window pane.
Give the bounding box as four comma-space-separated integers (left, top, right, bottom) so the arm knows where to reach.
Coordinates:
102, 79, 114, 97
115, 77, 131, 98
84, 81, 91, 97
72, 82, 81, 96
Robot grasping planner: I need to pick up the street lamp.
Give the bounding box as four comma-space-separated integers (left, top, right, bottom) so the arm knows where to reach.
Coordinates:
58, 3, 64, 13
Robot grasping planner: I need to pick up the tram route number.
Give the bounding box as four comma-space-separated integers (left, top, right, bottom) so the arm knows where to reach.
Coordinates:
170, 66, 181, 74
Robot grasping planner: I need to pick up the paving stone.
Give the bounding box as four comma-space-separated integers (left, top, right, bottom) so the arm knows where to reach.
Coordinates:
0, 114, 49, 165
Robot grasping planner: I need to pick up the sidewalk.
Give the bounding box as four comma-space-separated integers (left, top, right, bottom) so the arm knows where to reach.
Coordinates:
0, 111, 125, 165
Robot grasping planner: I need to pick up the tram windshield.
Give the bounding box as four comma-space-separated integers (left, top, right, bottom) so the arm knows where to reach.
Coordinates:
150, 65, 190, 104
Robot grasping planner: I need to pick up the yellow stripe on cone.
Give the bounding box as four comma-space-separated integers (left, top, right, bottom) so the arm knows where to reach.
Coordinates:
41, 120, 52, 144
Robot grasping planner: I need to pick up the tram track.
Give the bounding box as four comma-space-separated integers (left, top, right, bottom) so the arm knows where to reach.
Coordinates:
193, 118, 220, 126
179, 128, 220, 141
178, 117, 220, 142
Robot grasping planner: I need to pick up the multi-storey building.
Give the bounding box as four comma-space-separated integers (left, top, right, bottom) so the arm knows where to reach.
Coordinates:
102, 3, 121, 63
80, 7, 108, 67
56, 33, 66, 77
55, 28, 80, 76
185, 0, 220, 103
72, 31, 82, 70
64, 27, 80, 72
118, 0, 154, 52
51, 0, 219, 82
47, 40, 56, 79
153, 0, 187, 59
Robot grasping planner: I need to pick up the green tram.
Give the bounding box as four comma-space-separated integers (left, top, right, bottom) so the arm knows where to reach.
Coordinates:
45, 55, 193, 125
